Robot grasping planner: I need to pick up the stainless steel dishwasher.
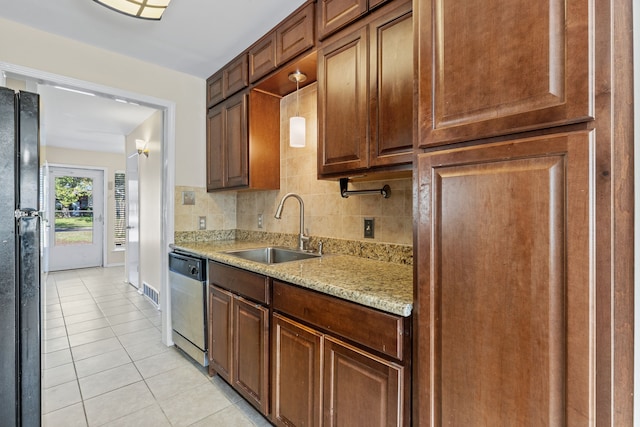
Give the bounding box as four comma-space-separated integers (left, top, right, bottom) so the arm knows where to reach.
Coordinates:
169, 251, 208, 366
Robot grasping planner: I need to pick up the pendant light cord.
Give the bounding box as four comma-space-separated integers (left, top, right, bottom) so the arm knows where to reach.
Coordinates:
296, 78, 300, 116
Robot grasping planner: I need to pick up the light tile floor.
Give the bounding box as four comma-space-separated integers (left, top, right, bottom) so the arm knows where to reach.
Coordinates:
42, 266, 271, 427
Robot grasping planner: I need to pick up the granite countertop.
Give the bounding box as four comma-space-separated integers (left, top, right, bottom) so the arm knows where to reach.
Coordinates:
171, 240, 413, 317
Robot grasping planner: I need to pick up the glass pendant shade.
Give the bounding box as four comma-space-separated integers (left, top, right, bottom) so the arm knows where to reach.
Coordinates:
289, 116, 306, 148
93, 0, 172, 20
288, 71, 307, 148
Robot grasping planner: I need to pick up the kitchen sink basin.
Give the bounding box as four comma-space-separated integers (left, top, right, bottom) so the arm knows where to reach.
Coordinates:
223, 247, 321, 264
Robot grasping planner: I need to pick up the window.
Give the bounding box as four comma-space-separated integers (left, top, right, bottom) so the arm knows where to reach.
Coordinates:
114, 171, 126, 247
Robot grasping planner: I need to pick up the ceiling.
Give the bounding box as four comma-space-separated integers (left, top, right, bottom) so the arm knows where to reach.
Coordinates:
0, 0, 306, 153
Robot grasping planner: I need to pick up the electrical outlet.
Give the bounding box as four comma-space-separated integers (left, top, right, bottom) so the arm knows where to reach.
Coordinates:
364, 218, 374, 238
198, 216, 206, 230
258, 213, 263, 229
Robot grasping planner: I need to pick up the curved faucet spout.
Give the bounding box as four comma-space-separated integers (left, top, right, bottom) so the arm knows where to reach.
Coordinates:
274, 193, 309, 251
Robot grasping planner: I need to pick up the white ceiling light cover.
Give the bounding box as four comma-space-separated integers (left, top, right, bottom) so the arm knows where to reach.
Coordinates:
94, 0, 172, 20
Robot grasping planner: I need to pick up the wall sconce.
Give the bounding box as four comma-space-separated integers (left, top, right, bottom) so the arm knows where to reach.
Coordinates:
288, 71, 307, 148
136, 139, 149, 157
93, 0, 172, 20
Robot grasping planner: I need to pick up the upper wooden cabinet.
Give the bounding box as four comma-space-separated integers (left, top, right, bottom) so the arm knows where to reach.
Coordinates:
207, 54, 249, 107
317, 0, 392, 39
206, 90, 280, 191
416, 0, 592, 147
249, 2, 315, 83
318, 0, 412, 178
368, 2, 413, 168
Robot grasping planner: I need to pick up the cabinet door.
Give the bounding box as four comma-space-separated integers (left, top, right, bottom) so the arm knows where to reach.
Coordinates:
323, 336, 404, 427
208, 285, 233, 382
317, 0, 367, 39
271, 314, 322, 427
249, 34, 276, 83
223, 92, 249, 189
368, 2, 413, 167
206, 71, 224, 107
417, 0, 591, 147
206, 105, 224, 191
234, 296, 269, 415
223, 55, 248, 99
276, 3, 315, 66
318, 25, 368, 176
414, 132, 593, 424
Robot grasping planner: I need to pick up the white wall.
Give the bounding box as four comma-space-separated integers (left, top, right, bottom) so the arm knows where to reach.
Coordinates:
127, 111, 163, 294
0, 16, 206, 188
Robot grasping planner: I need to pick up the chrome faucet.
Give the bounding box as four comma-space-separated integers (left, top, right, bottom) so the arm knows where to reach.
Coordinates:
274, 193, 309, 251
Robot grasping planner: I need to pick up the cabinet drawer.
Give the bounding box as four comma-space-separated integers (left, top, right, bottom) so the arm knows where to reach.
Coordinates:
272, 280, 408, 360
209, 261, 269, 305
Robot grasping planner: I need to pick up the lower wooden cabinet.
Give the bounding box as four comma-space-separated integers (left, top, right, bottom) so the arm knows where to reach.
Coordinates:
208, 286, 233, 382
271, 281, 411, 427
271, 314, 322, 427
208, 284, 269, 415
233, 294, 269, 413
209, 268, 410, 425
323, 336, 403, 427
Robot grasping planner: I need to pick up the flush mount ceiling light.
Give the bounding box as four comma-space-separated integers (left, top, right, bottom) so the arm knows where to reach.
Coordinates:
93, 0, 172, 20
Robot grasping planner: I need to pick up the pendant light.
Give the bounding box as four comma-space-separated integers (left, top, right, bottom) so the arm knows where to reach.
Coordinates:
93, 0, 172, 20
288, 71, 307, 148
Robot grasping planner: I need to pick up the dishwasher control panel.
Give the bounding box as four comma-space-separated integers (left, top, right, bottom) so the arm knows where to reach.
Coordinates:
169, 252, 206, 282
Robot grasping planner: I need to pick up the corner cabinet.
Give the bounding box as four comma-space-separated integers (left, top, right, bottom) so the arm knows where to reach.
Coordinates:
271, 280, 411, 427
206, 89, 280, 192
208, 262, 270, 415
317, 0, 413, 178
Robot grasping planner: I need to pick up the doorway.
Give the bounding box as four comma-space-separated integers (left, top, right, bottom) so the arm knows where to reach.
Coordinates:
47, 166, 104, 271
1, 61, 177, 346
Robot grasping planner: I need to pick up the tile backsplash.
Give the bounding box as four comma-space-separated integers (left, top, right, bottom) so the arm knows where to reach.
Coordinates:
175, 82, 413, 254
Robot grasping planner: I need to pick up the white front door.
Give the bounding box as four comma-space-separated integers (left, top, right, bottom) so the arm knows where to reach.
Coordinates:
125, 154, 140, 288
47, 166, 104, 271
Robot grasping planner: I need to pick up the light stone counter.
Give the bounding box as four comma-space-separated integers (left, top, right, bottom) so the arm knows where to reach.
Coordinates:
171, 240, 413, 317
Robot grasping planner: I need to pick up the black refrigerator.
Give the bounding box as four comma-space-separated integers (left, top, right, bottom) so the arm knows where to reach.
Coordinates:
0, 86, 41, 426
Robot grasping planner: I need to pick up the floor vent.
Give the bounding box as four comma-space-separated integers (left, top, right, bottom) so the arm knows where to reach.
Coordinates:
142, 282, 160, 308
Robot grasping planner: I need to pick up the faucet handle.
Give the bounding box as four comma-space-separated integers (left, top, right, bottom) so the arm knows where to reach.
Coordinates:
317, 241, 324, 255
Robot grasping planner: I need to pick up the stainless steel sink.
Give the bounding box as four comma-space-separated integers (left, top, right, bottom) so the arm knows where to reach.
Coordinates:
223, 247, 321, 264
